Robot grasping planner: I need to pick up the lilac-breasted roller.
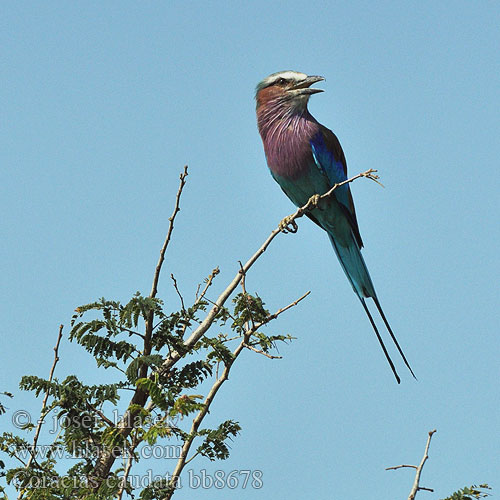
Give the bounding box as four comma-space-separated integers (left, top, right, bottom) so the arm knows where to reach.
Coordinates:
255, 70, 415, 383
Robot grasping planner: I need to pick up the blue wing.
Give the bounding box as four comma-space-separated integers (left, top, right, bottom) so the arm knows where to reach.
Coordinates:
310, 128, 363, 248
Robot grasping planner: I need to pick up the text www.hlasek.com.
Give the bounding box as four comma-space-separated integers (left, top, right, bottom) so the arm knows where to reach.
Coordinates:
10, 443, 183, 461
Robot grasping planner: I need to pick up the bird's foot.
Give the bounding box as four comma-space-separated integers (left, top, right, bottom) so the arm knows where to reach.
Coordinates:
279, 216, 298, 234
308, 193, 321, 208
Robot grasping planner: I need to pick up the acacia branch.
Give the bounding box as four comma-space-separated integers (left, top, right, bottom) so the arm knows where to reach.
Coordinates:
164, 338, 246, 499
90, 167, 376, 488
91, 166, 188, 486
164, 287, 308, 496
143, 168, 189, 396
386, 429, 437, 500
85, 402, 115, 428
242, 290, 310, 358
159, 169, 376, 374
386, 464, 418, 471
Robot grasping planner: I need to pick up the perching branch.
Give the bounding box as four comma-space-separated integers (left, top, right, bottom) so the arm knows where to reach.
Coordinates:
279, 168, 381, 232
159, 168, 378, 374
164, 337, 246, 499
386, 429, 437, 500
91, 167, 377, 489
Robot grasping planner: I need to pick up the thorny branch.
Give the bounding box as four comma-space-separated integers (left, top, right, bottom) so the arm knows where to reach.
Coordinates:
386, 429, 437, 500
90, 166, 379, 489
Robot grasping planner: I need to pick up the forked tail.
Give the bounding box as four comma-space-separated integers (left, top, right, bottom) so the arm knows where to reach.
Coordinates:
328, 233, 416, 383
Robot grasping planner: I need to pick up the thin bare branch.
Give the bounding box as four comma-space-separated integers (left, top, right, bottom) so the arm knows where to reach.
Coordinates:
195, 267, 220, 305
19, 325, 63, 497
238, 261, 246, 292
243, 343, 282, 359
217, 333, 244, 343
170, 273, 186, 312
203, 296, 236, 322
238, 261, 256, 331
183, 450, 201, 467
386, 429, 437, 500
386, 464, 418, 471
86, 402, 115, 428
164, 286, 311, 495
171, 170, 375, 363
117, 436, 139, 500
255, 290, 311, 329
121, 327, 146, 340
150, 165, 188, 299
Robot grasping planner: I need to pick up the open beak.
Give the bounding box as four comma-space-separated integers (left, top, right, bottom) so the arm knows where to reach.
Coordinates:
290, 75, 325, 95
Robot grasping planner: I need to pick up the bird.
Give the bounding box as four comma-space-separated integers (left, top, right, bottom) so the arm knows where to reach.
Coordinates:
255, 70, 415, 383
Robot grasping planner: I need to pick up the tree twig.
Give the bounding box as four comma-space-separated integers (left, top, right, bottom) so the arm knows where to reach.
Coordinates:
238, 261, 256, 331
243, 343, 282, 359
254, 290, 311, 329
116, 436, 139, 500
85, 402, 116, 428
150, 165, 188, 299
91, 167, 189, 487
386, 464, 418, 470
19, 325, 63, 498
170, 273, 186, 312
194, 267, 220, 305
386, 429, 437, 500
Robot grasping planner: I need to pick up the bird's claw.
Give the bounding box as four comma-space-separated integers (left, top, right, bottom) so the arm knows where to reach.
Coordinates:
308, 194, 321, 208
279, 216, 298, 234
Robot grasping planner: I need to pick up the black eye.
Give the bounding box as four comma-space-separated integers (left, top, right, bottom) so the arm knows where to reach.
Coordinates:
277, 78, 288, 85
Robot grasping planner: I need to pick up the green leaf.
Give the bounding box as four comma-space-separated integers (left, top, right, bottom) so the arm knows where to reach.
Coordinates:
126, 355, 164, 383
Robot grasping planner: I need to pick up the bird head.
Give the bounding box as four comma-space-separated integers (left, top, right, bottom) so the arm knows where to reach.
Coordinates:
255, 71, 324, 112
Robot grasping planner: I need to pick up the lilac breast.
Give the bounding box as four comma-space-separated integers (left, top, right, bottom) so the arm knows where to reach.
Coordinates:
258, 108, 320, 180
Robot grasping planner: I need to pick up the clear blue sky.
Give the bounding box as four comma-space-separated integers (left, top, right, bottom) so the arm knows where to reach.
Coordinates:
1, 1, 499, 498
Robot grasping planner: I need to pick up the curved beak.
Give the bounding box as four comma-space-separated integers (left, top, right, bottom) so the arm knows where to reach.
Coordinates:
290, 75, 325, 95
